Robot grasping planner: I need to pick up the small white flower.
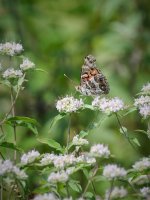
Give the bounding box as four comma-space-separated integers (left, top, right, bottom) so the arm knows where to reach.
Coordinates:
105, 186, 127, 200
2, 68, 23, 79
103, 164, 127, 180
90, 144, 110, 158
141, 82, 150, 94
0, 159, 27, 179
40, 153, 56, 166
20, 58, 35, 71
139, 104, 150, 118
140, 187, 150, 197
33, 193, 58, 200
131, 175, 149, 185
12, 166, 28, 179
134, 96, 150, 107
66, 167, 75, 175
92, 97, 125, 114
72, 135, 89, 146
132, 157, 150, 171
0, 42, 23, 56
53, 154, 76, 169
76, 154, 96, 165
21, 150, 40, 165
48, 171, 69, 183
56, 96, 84, 113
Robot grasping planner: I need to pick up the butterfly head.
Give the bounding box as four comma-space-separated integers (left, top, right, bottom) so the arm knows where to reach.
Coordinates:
84, 55, 96, 67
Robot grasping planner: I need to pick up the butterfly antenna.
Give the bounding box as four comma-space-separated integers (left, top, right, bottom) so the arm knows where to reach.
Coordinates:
64, 74, 76, 86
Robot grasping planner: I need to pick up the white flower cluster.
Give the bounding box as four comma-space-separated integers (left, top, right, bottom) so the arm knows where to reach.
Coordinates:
0, 159, 27, 179
141, 82, 150, 94
2, 68, 23, 79
56, 96, 84, 113
134, 85, 150, 118
90, 144, 110, 158
0, 42, 23, 56
20, 58, 35, 71
92, 97, 125, 114
72, 135, 89, 146
105, 186, 127, 200
76, 154, 96, 165
132, 157, 150, 171
103, 164, 127, 180
140, 187, 150, 197
48, 170, 69, 183
132, 175, 149, 185
33, 193, 58, 200
21, 150, 40, 165
41, 153, 76, 169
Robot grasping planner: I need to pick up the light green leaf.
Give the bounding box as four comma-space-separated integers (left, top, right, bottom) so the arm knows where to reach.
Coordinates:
68, 181, 82, 193
49, 113, 67, 130
79, 130, 88, 138
83, 104, 95, 110
123, 107, 137, 116
119, 126, 127, 134
37, 138, 63, 152
132, 138, 141, 147
35, 68, 48, 73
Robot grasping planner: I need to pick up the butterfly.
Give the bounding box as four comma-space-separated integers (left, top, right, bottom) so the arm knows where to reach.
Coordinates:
75, 55, 109, 96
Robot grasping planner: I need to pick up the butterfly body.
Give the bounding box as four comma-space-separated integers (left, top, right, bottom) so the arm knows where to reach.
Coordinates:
76, 55, 109, 96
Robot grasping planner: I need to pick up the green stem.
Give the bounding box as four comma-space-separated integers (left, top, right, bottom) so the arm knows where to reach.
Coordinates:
67, 114, 71, 154
107, 179, 114, 200
10, 87, 17, 162
66, 182, 70, 198
82, 165, 98, 197
0, 179, 3, 200
115, 113, 137, 151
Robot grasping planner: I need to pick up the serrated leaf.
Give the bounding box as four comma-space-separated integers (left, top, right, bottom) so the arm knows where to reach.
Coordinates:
132, 138, 141, 147
84, 192, 94, 198
68, 181, 82, 193
6, 116, 39, 135
0, 142, 23, 152
49, 113, 67, 131
37, 138, 63, 152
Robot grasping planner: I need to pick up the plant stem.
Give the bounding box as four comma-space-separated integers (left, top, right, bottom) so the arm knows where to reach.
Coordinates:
0, 179, 3, 200
66, 182, 70, 198
82, 165, 98, 197
66, 114, 71, 154
107, 179, 114, 200
115, 113, 137, 151
10, 87, 17, 162
0, 74, 25, 126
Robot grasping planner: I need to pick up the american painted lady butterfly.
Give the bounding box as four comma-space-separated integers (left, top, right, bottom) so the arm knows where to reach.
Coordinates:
75, 55, 109, 96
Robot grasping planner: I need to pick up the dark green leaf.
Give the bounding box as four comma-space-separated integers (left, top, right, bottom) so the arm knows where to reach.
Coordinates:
68, 181, 82, 193
0, 142, 23, 152
6, 116, 39, 135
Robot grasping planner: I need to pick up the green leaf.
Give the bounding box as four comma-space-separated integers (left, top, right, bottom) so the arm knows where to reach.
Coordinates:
49, 113, 67, 130
84, 192, 94, 198
123, 107, 137, 116
135, 129, 147, 135
37, 138, 63, 152
83, 104, 94, 110
6, 116, 39, 135
132, 138, 141, 147
79, 130, 88, 138
68, 181, 82, 193
0, 142, 23, 152
119, 126, 127, 134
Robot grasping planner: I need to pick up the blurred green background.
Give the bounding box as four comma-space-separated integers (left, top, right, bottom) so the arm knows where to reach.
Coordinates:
0, 0, 150, 168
